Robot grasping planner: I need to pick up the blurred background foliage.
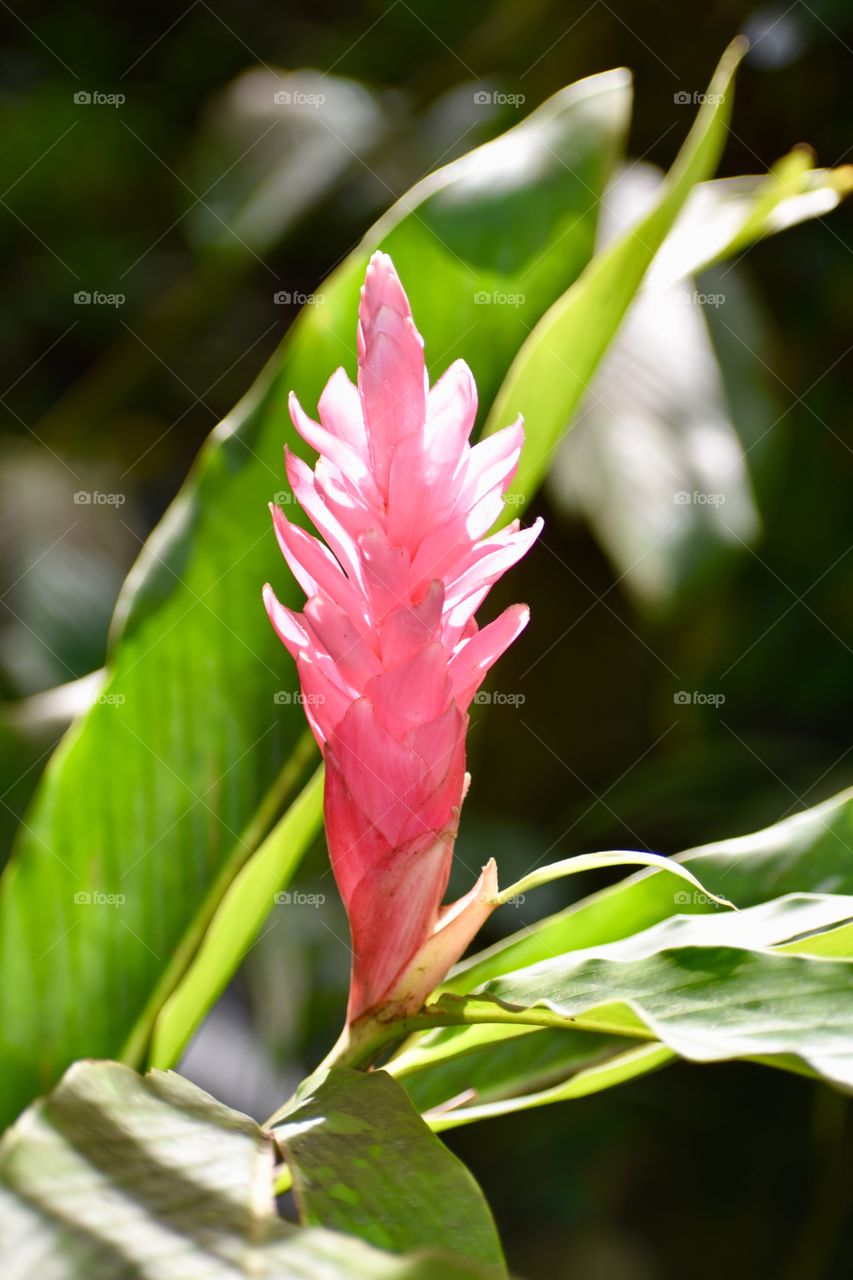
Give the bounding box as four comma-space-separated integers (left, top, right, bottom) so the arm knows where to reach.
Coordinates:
1, 2, 852, 1277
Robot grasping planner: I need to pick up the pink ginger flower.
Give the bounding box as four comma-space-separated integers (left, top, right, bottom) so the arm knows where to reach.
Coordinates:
264, 252, 541, 1024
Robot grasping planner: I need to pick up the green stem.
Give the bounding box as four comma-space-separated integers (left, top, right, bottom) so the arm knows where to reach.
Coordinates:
265, 1015, 399, 1128
264, 994, 657, 1130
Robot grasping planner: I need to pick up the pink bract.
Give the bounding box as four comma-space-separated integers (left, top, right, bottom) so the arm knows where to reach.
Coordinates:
264, 251, 542, 1023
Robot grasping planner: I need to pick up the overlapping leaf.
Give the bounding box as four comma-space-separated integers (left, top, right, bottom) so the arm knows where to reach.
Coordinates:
388, 789, 853, 1126
0, 1061, 494, 1279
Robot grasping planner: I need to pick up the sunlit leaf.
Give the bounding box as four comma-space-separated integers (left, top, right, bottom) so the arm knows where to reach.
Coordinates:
148, 763, 325, 1070
388, 788, 853, 1124
274, 1067, 505, 1272
0, 1060, 495, 1278
490, 40, 747, 511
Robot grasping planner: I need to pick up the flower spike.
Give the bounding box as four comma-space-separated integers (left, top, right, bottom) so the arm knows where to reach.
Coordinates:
265, 251, 541, 1023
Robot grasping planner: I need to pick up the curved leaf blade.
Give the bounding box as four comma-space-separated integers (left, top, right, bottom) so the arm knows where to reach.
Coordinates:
148, 764, 325, 1071
274, 1067, 505, 1273
462, 944, 853, 1088
489, 39, 747, 510
494, 848, 733, 907
389, 892, 853, 1124
423, 1041, 674, 1133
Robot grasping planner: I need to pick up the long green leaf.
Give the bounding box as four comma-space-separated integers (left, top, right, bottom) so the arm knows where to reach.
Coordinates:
448, 786, 853, 992
424, 1042, 675, 1133
455, 942, 853, 1088
650, 151, 853, 288
494, 848, 733, 907
148, 764, 325, 1070
394, 896, 853, 1095
489, 39, 746, 509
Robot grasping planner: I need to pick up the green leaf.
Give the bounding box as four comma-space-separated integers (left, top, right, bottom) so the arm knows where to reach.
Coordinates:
494, 848, 733, 907
780, 921, 853, 958
274, 1067, 505, 1273
388, 788, 853, 1126
388, 884, 853, 1125
449, 785, 853, 992
390, 1019, 651, 1118
423, 1041, 675, 1134
148, 763, 325, 1071
547, 153, 850, 613
0, 68, 632, 1127
649, 150, 853, 288
489, 39, 747, 511
454, 934, 853, 1089
0, 1060, 492, 1279
546, 165, 763, 614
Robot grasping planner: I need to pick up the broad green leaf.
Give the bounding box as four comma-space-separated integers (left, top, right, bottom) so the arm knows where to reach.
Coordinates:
424, 938, 853, 1090
449, 785, 853, 992
148, 763, 325, 1070
0, 1060, 492, 1279
389, 893, 853, 1111
391, 807, 853, 1129
0, 68, 632, 1127
490, 39, 746, 509
274, 1067, 505, 1273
